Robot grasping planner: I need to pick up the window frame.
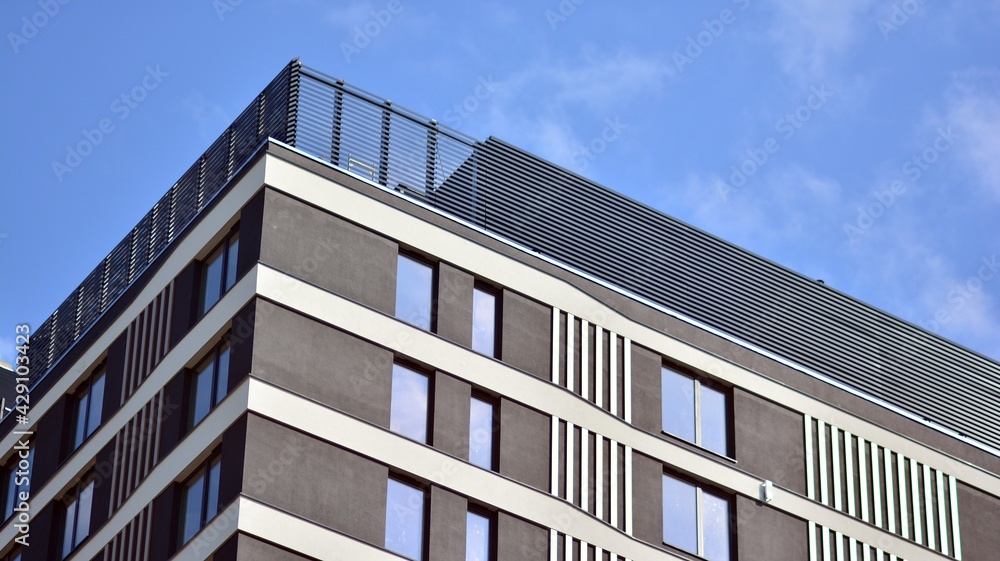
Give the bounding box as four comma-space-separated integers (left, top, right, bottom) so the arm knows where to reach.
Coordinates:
472, 283, 500, 358
468, 391, 498, 471
70, 368, 107, 453
661, 364, 732, 458
394, 251, 436, 332
61, 475, 96, 559
389, 362, 433, 445
662, 471, 734, 561
187, 335, 232, 429
385, 475, 428, 561
465, 505, 497, 561
2, 446, 32, 522
198, 226, 240, 317
178, 451, 223, 546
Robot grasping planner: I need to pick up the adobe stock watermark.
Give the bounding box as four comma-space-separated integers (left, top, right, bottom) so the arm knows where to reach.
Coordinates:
545, 0, 587, 31
442, 76, 498, 129
716, 84, 834, 201
878, 0, 926, 40
51, 65, 169, 183
340, 0, 403, 63
842, 126, 958, 242
922, 254, 999, 334
571, 117, 628, 171
672, 0, 751, 74
212, 0, 243, 21
7, 0, 72, 54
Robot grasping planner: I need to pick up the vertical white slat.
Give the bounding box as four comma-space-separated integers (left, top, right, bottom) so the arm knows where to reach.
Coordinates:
845, 431, 856, 517
898, 453, 909, 540
625, 446, 634, 536
596, 434, 604, 521
581, 320, 590, 402
549, 529, 558, 561
567, 422, 576, 505
875, 547, 884, 561
924, 464, 936, 550
859, 436, 870, 522
884, 450, 896, 536
849, 537, 858, 561
936, 470, 949, 556
595, 326, 604, 409
582, 428, 590, 513
808, 521, 818, 561
551, 416, 560, 496
122, 323, 134, 403
567, 314, 575, 393
832, 426, 843, 511
818, 420, 829, 506
863, 543, 871, 561
609, 333, 618, 417
162, 280, 174, 364
822, 526, 832, 561
911, 458, 922, 545
836, 530, 845, 561
805, 416, 816, 501
565, 534, 573, 561
623, 338, 632, 423
580, 541, 589, 561
552, 309, 561, 385
950, 474, 962, 560
595, 547, 603, 561
610, 439, 619, 528
872, 441, 883, 529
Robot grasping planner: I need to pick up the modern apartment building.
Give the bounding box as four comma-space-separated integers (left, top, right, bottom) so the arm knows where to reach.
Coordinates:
1, 60, 998, 561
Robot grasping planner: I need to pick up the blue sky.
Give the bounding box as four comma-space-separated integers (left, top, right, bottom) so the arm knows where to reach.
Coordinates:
1, 0, 998, 367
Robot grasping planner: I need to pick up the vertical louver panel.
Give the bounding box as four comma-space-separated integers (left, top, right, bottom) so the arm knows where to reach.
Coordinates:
805, 415, 962, 559
100, 503, 153, 561
107, 389, 168, 513
120, 282, 174, 401
549, 530, 632, 561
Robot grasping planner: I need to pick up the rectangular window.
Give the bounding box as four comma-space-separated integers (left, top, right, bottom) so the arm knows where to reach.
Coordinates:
180, 453, 222, 545
661, 366, 730, 456
199, 227, 240, 316
385, 478, 426, 561
662, 472, 731, 561
395, 253, 434, 331
62, 478, 95, 558
466, 509, 493, 561
469, 395, 496, 470
2, 447, 32, 521
72, 370, 106, 451
472, 286, 498, 357
189, 338, 232, 428
390, 364, 430, 443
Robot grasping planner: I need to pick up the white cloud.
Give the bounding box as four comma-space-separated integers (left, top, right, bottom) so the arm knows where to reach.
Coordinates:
182, 93, 230, 142
943, 69, 1000, 199
764, 0, 876, 82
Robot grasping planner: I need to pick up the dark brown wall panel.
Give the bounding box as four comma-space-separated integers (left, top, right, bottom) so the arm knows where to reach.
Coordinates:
736, 496, 807, 561
500, 290, 550, 380
631, 344, 662, 435
958, 482, 1000, 561
733, 388, 806, 494
250, 300, 393, 428
631, 451, 663, 547
497, 512, 547, 561
428, 486, 466, 561
436, 262, 474, 347
259, 188, 397, 315
498, 398, 549, 491
432, 373, 471, 459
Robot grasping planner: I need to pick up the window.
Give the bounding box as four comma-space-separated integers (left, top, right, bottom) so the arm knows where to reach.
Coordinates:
466, 509, 493, 561
189, 338, 231, 428
661, 366, 730, 456
662, 472, 731, 561
61, 477, 95, 558
472, 286, 498, 357
469, 395, 496, 470
390, 363, 430, 443
199, 228, 240, 316
71, 370, 106, 451
180, 453, 222, 545
395, 253, 434, 330
385, 478, 426, 561
2, 446, 32, 521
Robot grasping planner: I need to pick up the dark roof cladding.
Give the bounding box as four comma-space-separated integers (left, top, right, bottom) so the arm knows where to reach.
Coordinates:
21, 60, 1000, 456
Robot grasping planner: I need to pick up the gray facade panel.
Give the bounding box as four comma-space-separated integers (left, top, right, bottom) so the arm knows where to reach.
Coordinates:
498, 398, 550, 492
733, 388, 806, 494
631, 452, 665, 548
500, 289, 551, 380
251, 299, 393, 428
234, 533, 315, 561
497, 512, 548, 561
428, 486, 467, 561
958, 482, 1000, 561
735, 496, 808, 561
432, 372, 472, 460
242, 413, 389, 547
436, 262, 474, 347
631, 344, 662, 436
260, 187, 398, 316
